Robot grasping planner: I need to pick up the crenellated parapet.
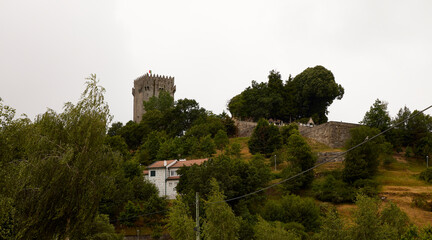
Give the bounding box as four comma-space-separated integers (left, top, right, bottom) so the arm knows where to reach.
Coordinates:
132, 73, 176, 122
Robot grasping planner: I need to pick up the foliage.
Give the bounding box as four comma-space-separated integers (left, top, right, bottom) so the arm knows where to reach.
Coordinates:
411, 194, 432, 211
228, 67, 344, 124
79, 214, 123, 240
290, 66, 344, 123
342, 126, 385, 183
261, 194, 321, 232
316, 195, 410, 240
167, 196, 195, 240
349, 195, 396, 240
202, 179, 240, 240
0, 197, 15, 240
419, 168, 432, 183
280, 123, 299, 145
248, 118, 281, 156
313, 174, 356, 203
254, 216, 300, 240
143, 90, 174, 114
214, 129, 229, 150
13, 74, 117, 239
281, 133, 317, 191
176, 155, 270, 210
360, 99, 391, 132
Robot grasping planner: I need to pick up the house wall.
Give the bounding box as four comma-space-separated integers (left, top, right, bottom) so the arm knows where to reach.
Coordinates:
147, 168, 168, 197
166, 180, 179, 199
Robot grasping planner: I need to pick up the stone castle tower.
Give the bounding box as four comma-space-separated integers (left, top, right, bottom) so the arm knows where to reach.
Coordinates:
132, 73, 176, 122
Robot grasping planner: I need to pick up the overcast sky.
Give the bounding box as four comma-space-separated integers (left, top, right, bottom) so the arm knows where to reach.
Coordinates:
1, 0, 431, 125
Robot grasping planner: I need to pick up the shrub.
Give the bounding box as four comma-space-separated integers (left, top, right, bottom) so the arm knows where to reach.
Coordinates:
411, 194, 432, 211
261, 194, 321, 232
313, 175, 356, 203
419, 168, 432, 183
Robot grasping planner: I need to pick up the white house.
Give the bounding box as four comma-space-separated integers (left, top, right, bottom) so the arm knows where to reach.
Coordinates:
144, 158, 208, 199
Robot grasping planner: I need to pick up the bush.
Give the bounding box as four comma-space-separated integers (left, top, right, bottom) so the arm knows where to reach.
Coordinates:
352, 179, 380, 197
419, 168, 432, 183
411, 194, 432, 211
261, 194, 321, 232
313, 175, 356, 203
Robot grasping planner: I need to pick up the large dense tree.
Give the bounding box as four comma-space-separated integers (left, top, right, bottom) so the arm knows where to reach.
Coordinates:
290, 66, 344, 123
228, 66, 344, 124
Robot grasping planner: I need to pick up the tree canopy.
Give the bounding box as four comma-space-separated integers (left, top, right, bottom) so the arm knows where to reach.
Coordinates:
228, 66, 344, 124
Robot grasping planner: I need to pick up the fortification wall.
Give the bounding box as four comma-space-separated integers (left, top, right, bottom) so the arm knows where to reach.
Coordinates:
132, 73, 176, 122
299, 121, 360, 148
235, 119, 360, 149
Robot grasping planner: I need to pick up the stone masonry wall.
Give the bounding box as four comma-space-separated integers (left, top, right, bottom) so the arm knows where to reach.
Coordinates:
235, 119, 360, 149
299, 121, 360, 149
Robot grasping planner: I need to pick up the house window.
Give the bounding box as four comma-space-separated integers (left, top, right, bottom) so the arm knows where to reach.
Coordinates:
170, 170, 177, 176
150, 170, 156, 177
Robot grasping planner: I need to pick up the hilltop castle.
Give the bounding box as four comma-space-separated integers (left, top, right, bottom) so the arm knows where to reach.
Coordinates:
132, 73, 176, 122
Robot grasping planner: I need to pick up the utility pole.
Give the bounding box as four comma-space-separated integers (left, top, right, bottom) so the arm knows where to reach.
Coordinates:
195, 192, 200, 240
274, 155, 277, 171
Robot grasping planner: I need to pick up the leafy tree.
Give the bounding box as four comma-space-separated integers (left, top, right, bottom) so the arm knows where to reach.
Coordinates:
281, 133, 317, 191
360, 99, 391, 132
349, 195, 396, 240
14, 74, 117, 239
261, 194, 321, 232
380, 202, 410, 237
119, 201, 141, 227
280, 123, 299, 145
202, 179, 240, 240
176, 155, 270, 209
104, 135, 129, 158
342, 126, 385, 183
248, 119, 281, 156
79, 214, 122, 240
107, 121, 123, 137
143, 90, 174, 113
0, 197, 16, 239
254, 216, 300, 240
214, 129, 229, 150
313, 208, 349, 240
289, 65, 344, 123
167, 196, 196, 240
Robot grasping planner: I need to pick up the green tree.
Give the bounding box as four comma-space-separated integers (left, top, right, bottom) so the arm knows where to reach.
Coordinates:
119, 201, 141, 227
202, 179, 240, 240
248, 119, 281, 156
143, 90, 174, 113
14, 74, 117, 239
313, 208, 349, 240
360, 99, 391, 132
167, 196, 195, 240
289, 65, 344, 123
342, 126, 385, 183
349, 195, 397, 240
254, 216, 300, 240
214, 129, 229, 150
281, 133, 317, 190
261, 194, 321, 232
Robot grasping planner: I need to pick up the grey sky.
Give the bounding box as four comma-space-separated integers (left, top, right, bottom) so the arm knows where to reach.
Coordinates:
1, 0, 431, 125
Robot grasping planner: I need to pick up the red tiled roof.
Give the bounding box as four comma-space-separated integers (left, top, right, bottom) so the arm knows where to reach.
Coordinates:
171, 158, 208, 168
143, 170, 149, 175
167, 176, 180, 180
147, 159, 177, 169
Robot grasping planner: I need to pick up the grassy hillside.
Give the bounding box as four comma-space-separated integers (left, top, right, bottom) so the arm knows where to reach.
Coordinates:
231, 136, 432, 227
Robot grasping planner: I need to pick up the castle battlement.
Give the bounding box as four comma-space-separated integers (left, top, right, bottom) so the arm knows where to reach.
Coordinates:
132, 73, 176, 122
